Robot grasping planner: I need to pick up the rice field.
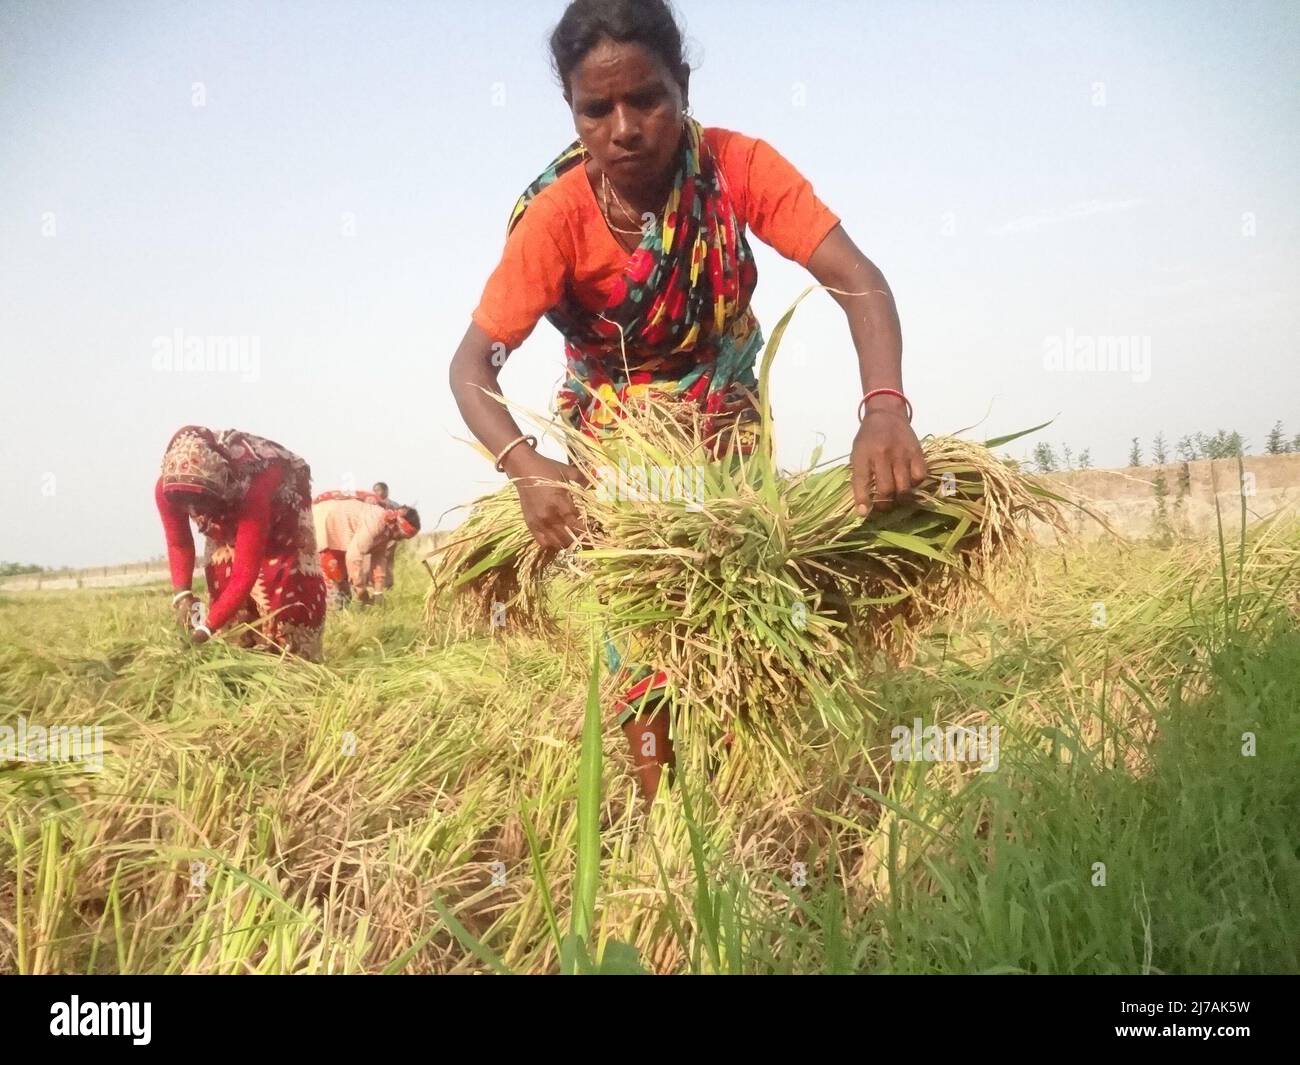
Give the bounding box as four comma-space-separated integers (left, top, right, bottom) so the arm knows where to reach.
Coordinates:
2, 508, 1297, 974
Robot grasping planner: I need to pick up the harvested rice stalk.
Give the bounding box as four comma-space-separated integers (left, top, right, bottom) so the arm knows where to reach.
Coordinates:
426, 419, 1064, 734
426, 285, 1068, 736
558, 399, 1065, 736
424, 487, 556, 638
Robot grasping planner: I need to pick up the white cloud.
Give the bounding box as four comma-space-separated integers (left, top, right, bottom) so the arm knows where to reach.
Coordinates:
989, 198, 1144, 236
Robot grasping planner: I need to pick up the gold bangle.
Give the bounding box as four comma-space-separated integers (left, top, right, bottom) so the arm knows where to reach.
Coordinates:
494, 434, 538, 473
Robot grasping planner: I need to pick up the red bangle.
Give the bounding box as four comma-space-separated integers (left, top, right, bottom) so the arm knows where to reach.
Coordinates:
858, 388, 913, 423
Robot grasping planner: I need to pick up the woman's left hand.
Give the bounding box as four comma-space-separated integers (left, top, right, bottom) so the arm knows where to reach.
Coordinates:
173, 592, 196, 631
850, 410, 929, 516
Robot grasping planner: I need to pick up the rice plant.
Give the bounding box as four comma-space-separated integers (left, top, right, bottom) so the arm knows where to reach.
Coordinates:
427, 288, 1070, 743
2, 512, 1298, 973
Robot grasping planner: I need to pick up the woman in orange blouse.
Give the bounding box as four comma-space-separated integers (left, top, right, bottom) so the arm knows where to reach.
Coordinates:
449, 0, 928, 800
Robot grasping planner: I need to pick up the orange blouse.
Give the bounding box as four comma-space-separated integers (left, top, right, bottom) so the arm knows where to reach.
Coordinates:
472, 127, 841, 351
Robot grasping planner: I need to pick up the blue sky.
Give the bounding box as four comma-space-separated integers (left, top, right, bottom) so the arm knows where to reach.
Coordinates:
2, 0, 1297, 566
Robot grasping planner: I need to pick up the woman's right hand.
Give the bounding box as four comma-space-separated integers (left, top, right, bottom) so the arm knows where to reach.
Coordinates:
506, 450, 588, 550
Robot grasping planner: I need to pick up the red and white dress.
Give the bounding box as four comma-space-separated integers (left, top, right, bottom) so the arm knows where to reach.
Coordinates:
156, 426, 326, 661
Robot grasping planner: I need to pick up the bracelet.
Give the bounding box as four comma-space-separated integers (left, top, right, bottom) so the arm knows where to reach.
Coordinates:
193, 624, 212, 638
172, 590, 195, 606
858, 388, 913, 423
493, 434, 538, 473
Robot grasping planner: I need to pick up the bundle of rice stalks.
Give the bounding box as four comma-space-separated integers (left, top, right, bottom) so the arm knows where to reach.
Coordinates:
562, 410, 1064, 737
427, 287, 1068, 735
424, 486, 556, 639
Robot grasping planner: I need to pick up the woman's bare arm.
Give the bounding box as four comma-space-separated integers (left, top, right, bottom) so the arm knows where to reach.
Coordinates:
448, 323, 536, 469
805, 224, 928, 514
448, 323, 586, 549
806, 225, 904, 401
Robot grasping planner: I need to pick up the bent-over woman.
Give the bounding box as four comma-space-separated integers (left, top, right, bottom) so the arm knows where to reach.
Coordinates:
312, 491, 420, 606
155, 425, 327, 661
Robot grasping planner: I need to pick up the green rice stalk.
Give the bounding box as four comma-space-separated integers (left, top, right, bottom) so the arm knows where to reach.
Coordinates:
424, 487, 555, 638
425, 289, 1068, 740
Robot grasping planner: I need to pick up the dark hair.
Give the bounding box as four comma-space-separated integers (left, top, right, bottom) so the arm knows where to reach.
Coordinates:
550, 0, 689, 98
166, 488, 215, 511
401, 506, 421, 533
372, 481, 388, 494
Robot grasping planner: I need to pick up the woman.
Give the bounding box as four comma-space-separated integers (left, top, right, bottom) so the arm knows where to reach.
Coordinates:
156, 425, 327, 662
313, 487, 412, 598
312, 490, 421, 607
449, 0, 928, 799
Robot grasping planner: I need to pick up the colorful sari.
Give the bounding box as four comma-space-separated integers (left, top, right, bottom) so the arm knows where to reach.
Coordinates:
510, 118, 766, 721
509, 118, 765, 456
159, 426, 326, 661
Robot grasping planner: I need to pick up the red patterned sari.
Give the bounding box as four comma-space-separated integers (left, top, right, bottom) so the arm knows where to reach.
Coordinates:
157, 426, 326, 661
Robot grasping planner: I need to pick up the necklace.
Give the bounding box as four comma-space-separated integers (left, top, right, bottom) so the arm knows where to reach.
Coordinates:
601, 170, 655, 238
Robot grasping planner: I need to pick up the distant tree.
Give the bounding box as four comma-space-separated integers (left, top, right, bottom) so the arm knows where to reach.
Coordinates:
0, 562, 43, 577
1061, 444, 1074, 470
1292, 433, 1300, 454
1193, 430, 1245, 459
1077, 448, 1092, 470
1152, 433, 1171, 542
1032, 442, 1058, 473
1175, 456, 1192, 506
1265, 421, 1286, 454
1128, 437, 1142, 467
1176, 435, 1199, 463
